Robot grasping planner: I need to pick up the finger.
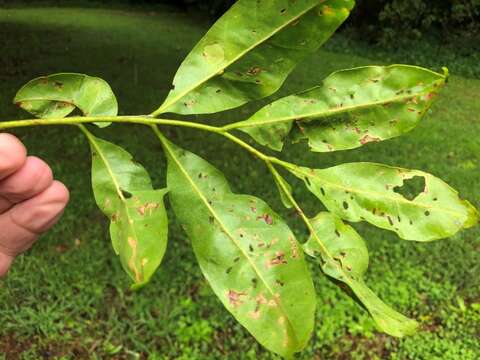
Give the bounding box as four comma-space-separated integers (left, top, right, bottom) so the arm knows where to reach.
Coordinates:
0, 181, 69, 258
0, 156, 53, 213
0, 133, 27, 181
0, 252, 14, 278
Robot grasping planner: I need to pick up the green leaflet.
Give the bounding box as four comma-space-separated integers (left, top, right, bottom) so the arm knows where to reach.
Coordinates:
272, 170, 294, 209
291, 162, 479, 241
159, 134, 316, 357
14, 73, 117, 127
236, 65, 447, 151
83, 129, 168, 289
303, 212, 418, 337
154, 0, 354, 116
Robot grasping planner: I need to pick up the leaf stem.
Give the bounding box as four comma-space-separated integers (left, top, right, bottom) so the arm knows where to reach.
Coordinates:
3, 113, 349, 288
0, 115, 223, 134
0, 114, 300, 170
265, 163, 329, 257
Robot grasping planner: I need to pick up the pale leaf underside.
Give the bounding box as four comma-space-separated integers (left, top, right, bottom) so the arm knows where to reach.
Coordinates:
87, 133, 168, 288
303, 212, 418, 337
161, 135, 316, 357
291, 162, 478, 241
14, 73, 118, 127
237, 65, 447, 152
156, 0, 354, 115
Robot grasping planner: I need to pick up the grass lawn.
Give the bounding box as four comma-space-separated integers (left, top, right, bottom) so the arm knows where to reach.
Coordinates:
0, 4, 479, 359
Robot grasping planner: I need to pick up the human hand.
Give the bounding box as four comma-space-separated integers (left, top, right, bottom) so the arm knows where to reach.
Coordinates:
0, 133, 69, 277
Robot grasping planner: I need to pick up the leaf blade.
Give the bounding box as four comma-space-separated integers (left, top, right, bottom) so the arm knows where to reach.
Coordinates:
155, 0, 354, 115
85, 130, 168, 288
304, 212, 418, 337
14, 73, 118, 127
292, 162, 479, 241
237, 65, 447, 151
160, 135, 316, 357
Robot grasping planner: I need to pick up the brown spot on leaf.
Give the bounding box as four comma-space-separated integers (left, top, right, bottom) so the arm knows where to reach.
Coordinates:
257, 214, 273, 225
227, 290, 247, 308
289, 236, 299, 259
360, 134, 381, 145
267, 252, 287, 267
247, 66, 262, 76
249, 310, 261, 319
137, 202, 159, 216
111, 212, 119, 223
128, 237, 142, 283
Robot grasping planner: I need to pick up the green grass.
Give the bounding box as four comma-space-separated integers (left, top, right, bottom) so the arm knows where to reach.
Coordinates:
0, 4, 479, 359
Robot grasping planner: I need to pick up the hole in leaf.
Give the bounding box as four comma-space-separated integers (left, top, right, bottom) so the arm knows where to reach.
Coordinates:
343, 201, 349, 210
394, 176, 426, 200
425, 210, 431, 216
121, 189, 133, 199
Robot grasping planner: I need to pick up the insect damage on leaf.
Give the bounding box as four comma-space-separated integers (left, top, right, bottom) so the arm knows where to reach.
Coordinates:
154, 0, 354, 116
291, 163, 478, 241
160, 134, 316, 357
84, 131, 169, 288
7, 1, 479, 357
14, 73, 118, 127
236, 65, 447, 152
303, 212, 419, 337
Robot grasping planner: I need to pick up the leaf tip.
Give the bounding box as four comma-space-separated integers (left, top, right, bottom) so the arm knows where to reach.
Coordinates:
442, 66, 450, 81
464, 201, 480, 229
130, 282, 146, 291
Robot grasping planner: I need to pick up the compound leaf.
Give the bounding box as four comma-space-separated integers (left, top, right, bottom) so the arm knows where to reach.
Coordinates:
154, 0, 354, 116
236, 65, 447, 151
304, 212, 418, 337
83, 129, 168, 288
160, 134, 315, 357
14, 73, 117, 127
291, 162, 478, 241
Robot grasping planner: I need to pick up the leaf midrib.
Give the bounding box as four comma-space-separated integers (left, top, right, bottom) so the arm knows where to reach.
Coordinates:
86, 131, 143, 281
270, 165, 356, 293
162, 138, 299, 346
237, 89, 439, 130
157, 3, 319, 114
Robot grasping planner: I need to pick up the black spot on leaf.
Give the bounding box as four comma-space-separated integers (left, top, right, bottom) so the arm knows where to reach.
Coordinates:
387, 216, 394, 226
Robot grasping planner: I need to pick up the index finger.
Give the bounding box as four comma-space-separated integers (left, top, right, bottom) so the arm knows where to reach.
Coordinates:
0, 133, 27, 181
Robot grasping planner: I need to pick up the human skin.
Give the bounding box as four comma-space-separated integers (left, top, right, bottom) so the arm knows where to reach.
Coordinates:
0, 133, 69, 277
